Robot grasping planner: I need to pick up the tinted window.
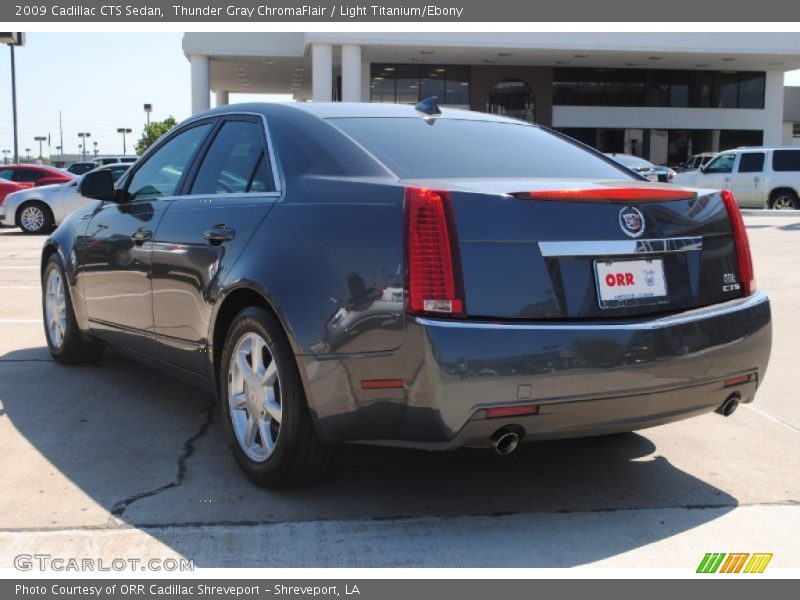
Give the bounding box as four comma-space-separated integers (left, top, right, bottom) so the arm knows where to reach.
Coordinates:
329, 117, 634, 180
0, 169, 12, 180
15, 170, 45, 182
191, 121, 273, 195
738, 153, 765, 173
127, 123, 211, 201
773, 150, 800, 172
704, 153, 735, 174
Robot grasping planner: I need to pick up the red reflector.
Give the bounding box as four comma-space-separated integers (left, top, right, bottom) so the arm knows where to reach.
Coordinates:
486, 405, 539, 419
724, 374, 751, 388
721, 190, 755, 296
361, 379, 405, 390
518, 188, 697, 203
405, 187, 464, 316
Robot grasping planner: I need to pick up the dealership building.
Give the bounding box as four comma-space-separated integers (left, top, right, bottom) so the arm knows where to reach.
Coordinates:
182, 33, 800, 165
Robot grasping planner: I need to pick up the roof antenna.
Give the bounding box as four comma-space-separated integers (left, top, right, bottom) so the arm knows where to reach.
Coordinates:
415, 96, 442, 124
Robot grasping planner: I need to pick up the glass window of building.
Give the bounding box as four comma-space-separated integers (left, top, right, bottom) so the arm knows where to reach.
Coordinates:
444, 66, 470, 106
370, 65, 396, 103
713, 71, 739, 108
370, 64, 470, 106
738, 72, 765, 109
488, 79, 535, 122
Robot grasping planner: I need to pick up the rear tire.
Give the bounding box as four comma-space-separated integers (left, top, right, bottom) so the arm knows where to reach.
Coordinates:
219, 306, 342, 488
770, 190, 800, 210
18, 201, 54, 234
42, 254, 105, 364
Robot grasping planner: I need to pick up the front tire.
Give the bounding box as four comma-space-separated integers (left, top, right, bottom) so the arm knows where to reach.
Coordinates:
42, 254, 105, 364
219, 307, 341, 487
18, 201, 54, 234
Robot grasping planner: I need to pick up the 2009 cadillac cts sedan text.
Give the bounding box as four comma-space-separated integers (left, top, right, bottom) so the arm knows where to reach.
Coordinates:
41, 101, 772, 487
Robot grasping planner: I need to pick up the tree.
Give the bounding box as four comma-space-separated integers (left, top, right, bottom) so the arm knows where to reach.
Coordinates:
135, 116, 177, 155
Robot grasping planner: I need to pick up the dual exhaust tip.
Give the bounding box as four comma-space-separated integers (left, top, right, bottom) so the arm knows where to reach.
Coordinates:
490, 425, 525, 455
489, 392, 741, 454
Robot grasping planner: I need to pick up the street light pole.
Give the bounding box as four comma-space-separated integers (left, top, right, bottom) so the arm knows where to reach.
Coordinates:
93, 141, 98, 157
34, 136, 46, 160
10, 45, 18, 163
144, 103, 152, 126
77, 132, 91, 161
117, 127, 132, 155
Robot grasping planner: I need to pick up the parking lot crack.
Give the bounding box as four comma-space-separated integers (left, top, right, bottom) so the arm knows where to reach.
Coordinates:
110, 399, 216, 518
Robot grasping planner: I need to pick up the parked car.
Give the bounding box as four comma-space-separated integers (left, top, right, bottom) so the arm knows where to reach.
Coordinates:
65, 162, 97, 176
0, 163, 130, 234
675, 152, 717, 173
92, 156, 138, 167
42, 102, 771, 487
674, 147, 800, 209
604, 153, 677, 183
0, 164, 74, 187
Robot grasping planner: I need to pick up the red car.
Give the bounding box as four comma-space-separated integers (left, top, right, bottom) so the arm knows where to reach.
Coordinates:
0, 164, 74, 187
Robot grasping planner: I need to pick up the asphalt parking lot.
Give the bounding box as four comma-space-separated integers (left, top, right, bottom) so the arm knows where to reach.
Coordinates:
1, 211, 799, 569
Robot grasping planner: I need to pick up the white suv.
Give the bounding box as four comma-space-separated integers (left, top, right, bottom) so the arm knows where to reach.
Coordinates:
673, 147, 800, 209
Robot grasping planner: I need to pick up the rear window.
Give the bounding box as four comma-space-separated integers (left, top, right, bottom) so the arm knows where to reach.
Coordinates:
328, 117, 633, 180
773, 150, 800, 172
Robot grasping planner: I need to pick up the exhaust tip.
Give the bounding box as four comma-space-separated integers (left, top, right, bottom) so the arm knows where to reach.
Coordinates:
490, 426, 524, 455
716, 393, 741, 417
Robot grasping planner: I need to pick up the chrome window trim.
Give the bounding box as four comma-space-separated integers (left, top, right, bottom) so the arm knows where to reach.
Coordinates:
416, 291, 768, 332
538, 236, 703, 258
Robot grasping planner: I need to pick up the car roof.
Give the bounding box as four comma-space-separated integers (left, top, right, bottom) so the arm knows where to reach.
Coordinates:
191, 101, 532, 126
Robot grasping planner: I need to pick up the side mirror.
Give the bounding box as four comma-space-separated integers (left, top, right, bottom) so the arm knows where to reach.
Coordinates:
80, 170, 117, 201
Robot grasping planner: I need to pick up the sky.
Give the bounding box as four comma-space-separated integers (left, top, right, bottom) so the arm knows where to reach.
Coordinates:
1, 33, 799, 161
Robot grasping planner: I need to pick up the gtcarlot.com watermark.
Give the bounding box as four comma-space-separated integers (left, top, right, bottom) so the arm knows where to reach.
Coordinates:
14, 553, 194, 572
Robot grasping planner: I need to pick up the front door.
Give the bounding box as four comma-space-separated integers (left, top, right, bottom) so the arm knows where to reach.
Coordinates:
78, 121, 213, 356
696, 151, 736, 192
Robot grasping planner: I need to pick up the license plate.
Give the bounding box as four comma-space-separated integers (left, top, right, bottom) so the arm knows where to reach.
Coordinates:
594, 258, 668, 309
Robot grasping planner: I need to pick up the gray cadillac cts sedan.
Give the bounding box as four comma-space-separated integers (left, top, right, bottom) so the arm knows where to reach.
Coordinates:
41, 101, 771, 487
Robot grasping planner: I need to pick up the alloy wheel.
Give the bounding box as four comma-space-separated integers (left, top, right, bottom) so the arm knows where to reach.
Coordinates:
228, 332, 282, 462
20, 205, 45, 232
773, 194, 797, 210
45, 268, 67, 349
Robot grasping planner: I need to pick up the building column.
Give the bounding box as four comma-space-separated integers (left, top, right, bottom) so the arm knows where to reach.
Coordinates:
763, 70, 784, 147
341, 44, 362, 102
216, 90, 229, 107
312, 43, 333, 102
190, 54, 210, 114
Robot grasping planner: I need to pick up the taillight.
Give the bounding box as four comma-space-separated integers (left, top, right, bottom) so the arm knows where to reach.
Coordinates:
404, 187, 464, 316
721, 190, 755, 296
514, 188, 696, 203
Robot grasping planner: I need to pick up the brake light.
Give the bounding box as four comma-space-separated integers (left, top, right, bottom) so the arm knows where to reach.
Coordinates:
516, 188, 696, 203
404, 187, 464, 316
721, 190, 755, 296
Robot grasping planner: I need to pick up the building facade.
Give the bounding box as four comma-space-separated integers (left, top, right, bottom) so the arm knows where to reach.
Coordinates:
183, 33, 800, 165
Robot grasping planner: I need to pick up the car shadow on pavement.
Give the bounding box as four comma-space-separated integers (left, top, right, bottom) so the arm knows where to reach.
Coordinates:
0, 345, 738, 567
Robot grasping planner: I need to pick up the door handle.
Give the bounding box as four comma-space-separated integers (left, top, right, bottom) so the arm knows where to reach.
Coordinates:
204, 225, 236, 245
131, 228, 152, 244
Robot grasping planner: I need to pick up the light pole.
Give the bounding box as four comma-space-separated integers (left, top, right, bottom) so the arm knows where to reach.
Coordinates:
117, 127, 132, 155
1, 33, 25, 163
34, 136, 46, 160
2, 149, 9, 164
24, 148, 31, 161
93, 141, 98, 157
144, 103, 152, 126
77, 132, 91, 160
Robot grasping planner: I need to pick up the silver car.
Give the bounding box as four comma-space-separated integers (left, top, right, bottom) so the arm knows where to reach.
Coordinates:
0, 163, 130, 234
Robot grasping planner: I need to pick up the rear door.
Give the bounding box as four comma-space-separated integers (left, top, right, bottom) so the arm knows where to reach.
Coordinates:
151, 114, 281, 374
730, 151, 765, 207
78, 120, 214, 356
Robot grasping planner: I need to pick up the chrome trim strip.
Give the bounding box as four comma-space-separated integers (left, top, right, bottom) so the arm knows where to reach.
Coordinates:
416, 291, 769, 332
538, 237, 703, 257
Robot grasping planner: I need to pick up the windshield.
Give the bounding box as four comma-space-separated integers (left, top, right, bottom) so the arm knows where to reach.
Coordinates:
328, 117, 633, 180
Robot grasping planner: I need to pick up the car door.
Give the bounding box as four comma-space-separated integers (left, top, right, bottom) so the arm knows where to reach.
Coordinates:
77, 120, 214, 357
696, 151, 735, 191
730, 151, 765, 207
151, 115, 281, 374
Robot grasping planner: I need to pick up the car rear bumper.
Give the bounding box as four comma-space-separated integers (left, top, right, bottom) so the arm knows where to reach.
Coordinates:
300, 291, 772, 449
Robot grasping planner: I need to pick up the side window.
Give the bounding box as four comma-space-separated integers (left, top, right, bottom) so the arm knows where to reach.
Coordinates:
773, 150, 800, 172
738, 153, 765, 173
14, 170, 45, 183
190, 120, 274, 195
0, 169, 12, 180
127, 123, 212, 201
704, 153, 735, 174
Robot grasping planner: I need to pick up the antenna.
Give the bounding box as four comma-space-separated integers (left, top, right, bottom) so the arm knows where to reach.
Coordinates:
415, 97, 442, 124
